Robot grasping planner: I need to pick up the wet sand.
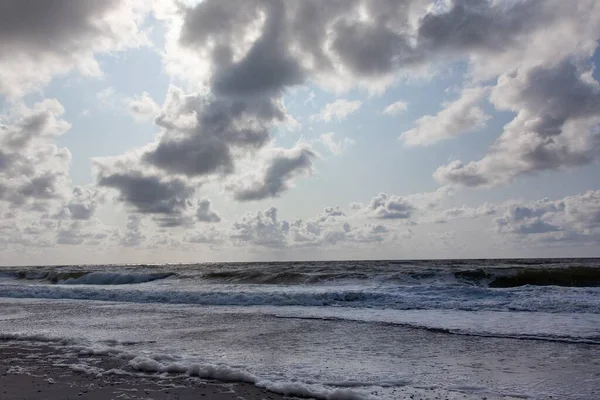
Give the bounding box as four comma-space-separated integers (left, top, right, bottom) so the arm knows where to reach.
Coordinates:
0, 341, 293, 400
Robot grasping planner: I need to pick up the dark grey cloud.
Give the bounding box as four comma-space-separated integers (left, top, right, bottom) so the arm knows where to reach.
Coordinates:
210, 0, 305, 97
96, 170, 195, 228
142, 87, 286, 179
232, 145, 315, 201
331, 19, 420, 77
175, 0, 582, 90
0, 1, 116, 52
0, 0, 148, 97
143, 135, 233, 177
417, 0, 545, 55
196, 198, 221, 223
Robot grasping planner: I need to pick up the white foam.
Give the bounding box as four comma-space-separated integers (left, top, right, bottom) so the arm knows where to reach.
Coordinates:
257, 380, 372, 400
128, 356, 258, 383
272, 307, 600, 344
127, 356, 376, 399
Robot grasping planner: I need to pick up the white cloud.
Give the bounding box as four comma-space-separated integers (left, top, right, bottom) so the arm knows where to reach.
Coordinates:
382, 101, 408, 116
318, 132, 355, 156
311, 99, 362, 122
0, 99, 72, 212
435, 61, 600, 187
97, 87, 118, 107
304, 91, 316, 106
494, 191, 600, 245
400, 87, 490, 146
126, 92, 161, 122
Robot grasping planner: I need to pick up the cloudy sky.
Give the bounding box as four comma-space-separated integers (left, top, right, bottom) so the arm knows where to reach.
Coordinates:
1, 0, 600, 265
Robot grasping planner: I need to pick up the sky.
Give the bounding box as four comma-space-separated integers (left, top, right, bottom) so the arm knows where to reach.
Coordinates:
1, 0, 600, 265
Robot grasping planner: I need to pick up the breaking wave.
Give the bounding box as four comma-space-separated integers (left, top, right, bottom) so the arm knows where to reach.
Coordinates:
455, 266, 600, 288
0, 284, 598, 313
199, 265, 600, 288
2, 259, 600, 288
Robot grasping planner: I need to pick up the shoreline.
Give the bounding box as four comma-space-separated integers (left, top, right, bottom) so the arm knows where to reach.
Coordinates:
0, 340, 295, 400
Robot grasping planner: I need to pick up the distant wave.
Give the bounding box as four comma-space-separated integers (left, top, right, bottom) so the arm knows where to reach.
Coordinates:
0, 270, 174, 285
1, 261, 600, 288
200, 270, 374, 285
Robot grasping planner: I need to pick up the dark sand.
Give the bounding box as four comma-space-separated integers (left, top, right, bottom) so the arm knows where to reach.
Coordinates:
0, 341, 295, 400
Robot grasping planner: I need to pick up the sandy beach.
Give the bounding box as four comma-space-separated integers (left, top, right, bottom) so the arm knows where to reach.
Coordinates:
0, 341, 292, 400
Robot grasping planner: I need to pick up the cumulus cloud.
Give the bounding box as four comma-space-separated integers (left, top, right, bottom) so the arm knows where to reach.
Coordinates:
56, 220, 117, 246
318, 132, 355, 156
120, 215, 145, 247
230, 205, 399, 249
230, 143, 316, 201
94, 80, 308, 220
400, 87, 490, 146
382, 101, 408, 116
165, 0, 600, 188
366, 193, 415, 220
0, 0, 150, 98
196, 198, 221, 223
230, 207, 289, 248
0, 99, 72, 212
163, 0, 600, 92
126, 92, 161, 122
435, 61, 600, 186
135, 0, 600, 206
94, 157, 197, 228
66, 187, 100, 220
93, 79, 312, 225
142, 85, 289, 178
434, 203, 496, 224
185, 225, 224, 245
358, 187, 458, 222
5, 0, 597, 257
317, 206, 346, 222
494, 191, 600, 243
311, 99, 362, 122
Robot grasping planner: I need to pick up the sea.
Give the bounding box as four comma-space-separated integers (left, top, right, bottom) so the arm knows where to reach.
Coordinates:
1, 258, 599, 400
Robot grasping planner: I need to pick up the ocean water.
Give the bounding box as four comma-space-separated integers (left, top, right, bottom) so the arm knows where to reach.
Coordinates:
1, 259, 599, 399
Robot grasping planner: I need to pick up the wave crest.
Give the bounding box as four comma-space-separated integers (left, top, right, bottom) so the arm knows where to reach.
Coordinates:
0, 270, 174, 285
